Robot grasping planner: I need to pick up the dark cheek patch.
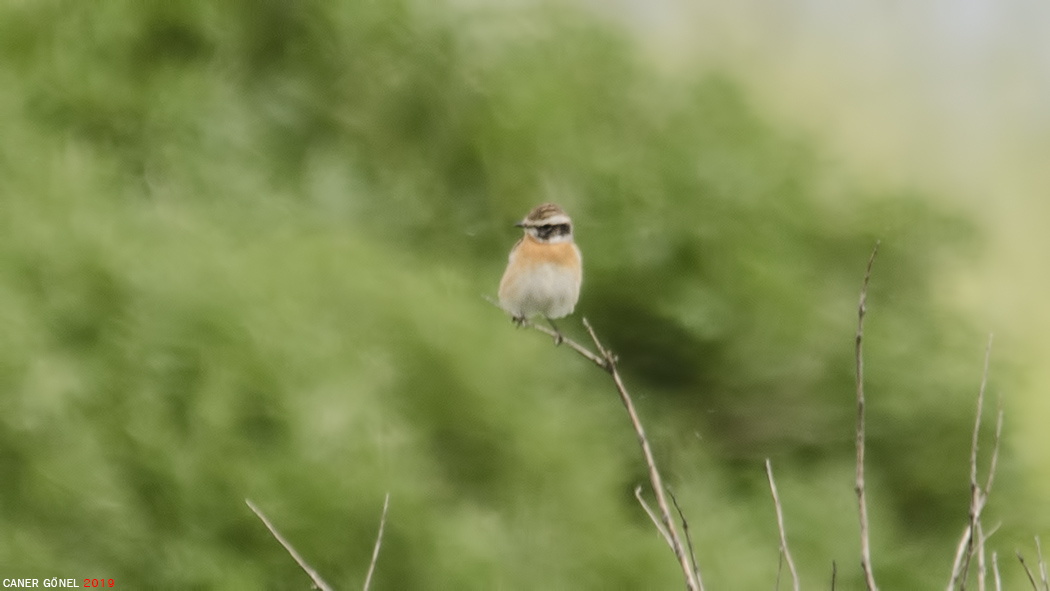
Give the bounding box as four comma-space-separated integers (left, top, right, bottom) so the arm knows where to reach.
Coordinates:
537, 224, 570, 240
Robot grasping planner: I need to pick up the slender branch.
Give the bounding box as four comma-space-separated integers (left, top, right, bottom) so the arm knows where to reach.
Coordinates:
961, 336, 995, 589
976, 521, 986, 591
667, 485, 702, 581
246, 499, 335, 591
1036, 536, 1049, 590
972, 335, 994, 487
978, 522, 1002, 591
582, 317, 703, 591
992, 552, 1001, 591
985, 399, 1004, 498
635, 485, 673, 550
855, 241, 880, 591
1018, 551, 1040, 591
949, 335, 999, 591
363, 493, 391, 591
483, 295, 609, 369
950, 529, 971, 590
982, 522, 1002, 543
489, 299, 701, 588
765, 459, 800, 591
831, 561, 837, 591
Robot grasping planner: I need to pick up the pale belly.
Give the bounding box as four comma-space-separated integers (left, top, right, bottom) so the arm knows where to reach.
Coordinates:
499, 262, 581, 319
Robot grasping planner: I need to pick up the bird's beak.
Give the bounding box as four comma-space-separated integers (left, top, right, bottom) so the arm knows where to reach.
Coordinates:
514, 221, 526, 228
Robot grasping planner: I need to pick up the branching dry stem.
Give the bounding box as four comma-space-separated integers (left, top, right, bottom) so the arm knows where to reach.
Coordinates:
948, 335, 1002, 591
582, 317, 703, 591
492, 294, 701, 591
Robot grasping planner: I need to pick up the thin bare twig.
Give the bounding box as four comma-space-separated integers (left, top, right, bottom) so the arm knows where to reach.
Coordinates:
972, 335, 994, 486
667, 485, 701, 581
831, 561, 838, 591
992, 552, 1001, 591
1018, 551, 1040, 591
961, 336, 995, 590
976, 521, 986, 591
765, 459, 800, 591
949, 335, 999, 591
978, 521, 1002, 591
582, 317, 703, 591
246, 499, 335, 591
986, 399, 1004, 498
1036, 536, 1049, 590
363, 493, 391, 591
982, 522, 1002, 543
951, 529, 971, 591
855, 241, 880, 591
635, 485, 673, 550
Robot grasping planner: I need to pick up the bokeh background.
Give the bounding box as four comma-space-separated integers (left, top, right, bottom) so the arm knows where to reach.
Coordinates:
0, 0, 1046, 588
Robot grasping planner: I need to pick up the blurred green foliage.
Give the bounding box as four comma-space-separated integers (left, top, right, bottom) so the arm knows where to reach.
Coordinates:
0, 0, 1025, 588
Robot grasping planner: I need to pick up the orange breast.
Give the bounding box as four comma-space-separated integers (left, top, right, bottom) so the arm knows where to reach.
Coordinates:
514, 236, 582, 272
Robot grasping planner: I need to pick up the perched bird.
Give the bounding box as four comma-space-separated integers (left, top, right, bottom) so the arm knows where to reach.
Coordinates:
498, 203, 582, 342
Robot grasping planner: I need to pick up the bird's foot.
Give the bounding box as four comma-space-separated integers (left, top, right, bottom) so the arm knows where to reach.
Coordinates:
544, 316, 564, 345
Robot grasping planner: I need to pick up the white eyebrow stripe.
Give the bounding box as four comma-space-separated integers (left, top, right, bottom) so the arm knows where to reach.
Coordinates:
526, 214, 571, 226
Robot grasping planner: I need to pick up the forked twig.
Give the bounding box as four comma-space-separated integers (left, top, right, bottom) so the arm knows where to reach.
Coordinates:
582, 317, 703, 591
765, 459, 800, 591
963, 336, 994, 591
491, 296, 702, 590
363, 493, 391, 591
948, 336, 1001, 591
855, 242, 880, 591
246, 499, 335, 591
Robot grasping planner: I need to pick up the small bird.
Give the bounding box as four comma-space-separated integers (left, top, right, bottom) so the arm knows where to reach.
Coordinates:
498, 203, 582, 342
